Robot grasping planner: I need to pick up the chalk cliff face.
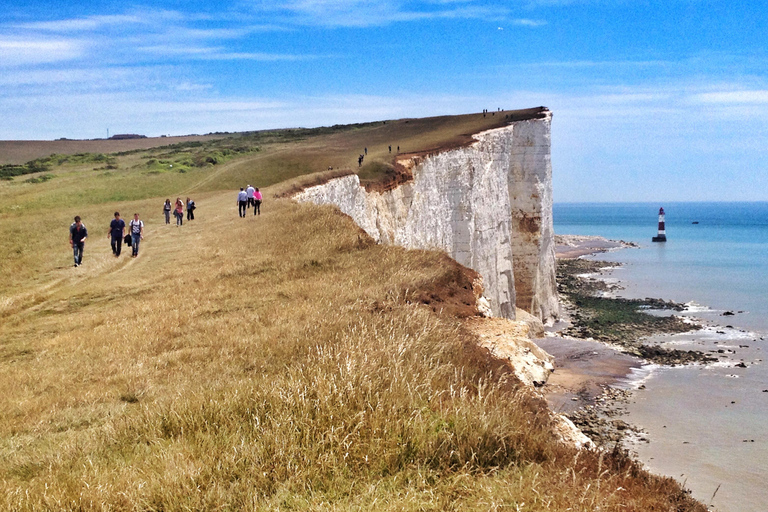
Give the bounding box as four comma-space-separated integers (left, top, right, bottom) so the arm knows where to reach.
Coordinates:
294, 112, 558, 323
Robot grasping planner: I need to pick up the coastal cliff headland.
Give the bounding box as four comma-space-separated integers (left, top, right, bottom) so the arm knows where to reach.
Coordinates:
294, 108, 558, 324
0, 111, 706, 511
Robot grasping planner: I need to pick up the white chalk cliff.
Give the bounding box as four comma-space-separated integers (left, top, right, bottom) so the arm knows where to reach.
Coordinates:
294, 109, 558, 323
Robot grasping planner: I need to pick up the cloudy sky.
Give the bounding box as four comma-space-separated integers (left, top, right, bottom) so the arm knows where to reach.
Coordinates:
2, 0, 768, 201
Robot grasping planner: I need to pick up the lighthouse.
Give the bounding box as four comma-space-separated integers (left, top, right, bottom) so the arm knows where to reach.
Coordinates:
652, 207, 666, 242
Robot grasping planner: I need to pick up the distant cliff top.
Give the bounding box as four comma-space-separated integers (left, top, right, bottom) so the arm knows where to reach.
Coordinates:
272, 106, 551, 196
359, 107, 550, 193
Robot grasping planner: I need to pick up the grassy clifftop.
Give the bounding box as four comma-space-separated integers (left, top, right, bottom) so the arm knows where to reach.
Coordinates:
0, 112, 705, 510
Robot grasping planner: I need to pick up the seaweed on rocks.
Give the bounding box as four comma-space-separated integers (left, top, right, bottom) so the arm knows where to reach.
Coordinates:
557, 259, 715, 366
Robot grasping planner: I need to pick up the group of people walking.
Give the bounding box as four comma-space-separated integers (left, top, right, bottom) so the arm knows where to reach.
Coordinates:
106, 212, 145, 259
69, 186, 264, 267
237, 185, 262, 218
68, 211, 144, 267
68, 196, 199, 267
164, 197, 196, 226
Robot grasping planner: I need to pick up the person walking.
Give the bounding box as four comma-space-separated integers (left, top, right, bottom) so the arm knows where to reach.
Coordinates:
253, 187, 262, 215
129, 213, 144, 258
69, 216, 88, 267
174, 197, 184, 226
186, 197, 195, 221
246, 184, 256, 209
108, 211, 125, 257
163, 199, 172, 224
237, 188, 248, 217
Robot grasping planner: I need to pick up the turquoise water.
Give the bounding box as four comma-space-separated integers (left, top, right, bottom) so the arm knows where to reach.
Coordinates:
555, 202, 768, 332
554, 202, 768, 512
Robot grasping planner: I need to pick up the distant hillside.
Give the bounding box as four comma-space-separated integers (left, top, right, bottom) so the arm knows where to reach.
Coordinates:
0, 134, 233, 166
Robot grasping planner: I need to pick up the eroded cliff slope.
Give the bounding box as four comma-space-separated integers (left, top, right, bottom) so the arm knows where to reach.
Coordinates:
294, 108, 558, 323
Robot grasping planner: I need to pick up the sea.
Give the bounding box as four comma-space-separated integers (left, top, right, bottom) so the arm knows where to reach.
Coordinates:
554, 202, 768, 512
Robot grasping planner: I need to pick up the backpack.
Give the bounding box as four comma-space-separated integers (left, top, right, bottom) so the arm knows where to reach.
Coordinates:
130, 220, 143, 234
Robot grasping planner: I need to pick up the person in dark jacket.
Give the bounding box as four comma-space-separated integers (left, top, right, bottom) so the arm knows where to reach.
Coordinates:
69, 216, 88, 267
107, 211, 125, 257
186, 197, 196, 221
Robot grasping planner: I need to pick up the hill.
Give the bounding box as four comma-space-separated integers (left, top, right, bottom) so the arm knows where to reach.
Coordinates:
0, 111, 705, 510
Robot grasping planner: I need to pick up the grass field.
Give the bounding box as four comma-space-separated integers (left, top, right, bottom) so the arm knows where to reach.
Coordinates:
0, 111, 706, 510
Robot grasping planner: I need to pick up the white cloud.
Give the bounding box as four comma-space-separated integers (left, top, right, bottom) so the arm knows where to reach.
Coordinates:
137, 44, 320, 61
691, 90, 768, 104
524, 59, 673, 69
175, 82, 214, 92
12, 14, 143, 32
244, 0, 510, 27
0, 37, 85, 66
512, 19, 547, 27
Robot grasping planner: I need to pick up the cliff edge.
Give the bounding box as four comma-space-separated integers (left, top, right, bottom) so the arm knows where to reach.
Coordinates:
294, 107, 558, 323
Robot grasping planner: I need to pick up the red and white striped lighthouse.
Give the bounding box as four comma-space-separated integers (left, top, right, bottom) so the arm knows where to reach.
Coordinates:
652, 207, 666, 242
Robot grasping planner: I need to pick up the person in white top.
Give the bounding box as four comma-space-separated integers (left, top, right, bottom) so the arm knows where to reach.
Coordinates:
237, 188, 248, 217
129, 213, 144, 258
246, 184, 256, 209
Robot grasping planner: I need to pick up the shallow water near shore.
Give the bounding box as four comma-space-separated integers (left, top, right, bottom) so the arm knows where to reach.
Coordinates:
554, 202, 768, 512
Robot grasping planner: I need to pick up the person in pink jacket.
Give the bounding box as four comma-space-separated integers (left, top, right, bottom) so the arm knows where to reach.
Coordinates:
174, 197, 184, 226
253, 188, 262, 216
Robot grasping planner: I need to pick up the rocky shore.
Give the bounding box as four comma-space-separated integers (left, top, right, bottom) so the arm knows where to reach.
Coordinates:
542, 235, 716, 447
557, 257, 715, 366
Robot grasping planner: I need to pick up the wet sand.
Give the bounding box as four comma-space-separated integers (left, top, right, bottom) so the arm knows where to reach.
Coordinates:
548, 234, 768, 511
554, 234, 637, 259
535, 335, 641, 413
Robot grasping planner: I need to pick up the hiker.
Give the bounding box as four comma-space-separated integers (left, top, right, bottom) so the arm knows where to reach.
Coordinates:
174, 197, 184, 226
69, 216, 88, 267
108, 211, 125, 257
364, 147, 367, 155
129, 213, 144, 258
246, 184, 256, 208
186, 197, 195, 221
253, 187, 262, 215
397, 145, 400, 152
358, 154, 363, 167
237, 188, 248, 217
388, 145, 391, 153
163, 199, 172, 224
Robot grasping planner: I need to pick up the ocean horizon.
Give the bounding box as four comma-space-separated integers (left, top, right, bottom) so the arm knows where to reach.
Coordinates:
554, 201, 768, 512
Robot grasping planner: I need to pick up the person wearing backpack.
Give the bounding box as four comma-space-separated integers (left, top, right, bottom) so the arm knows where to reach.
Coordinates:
129, 213, 144, 258
69, 215, 88, 267
163, 199, 172, 224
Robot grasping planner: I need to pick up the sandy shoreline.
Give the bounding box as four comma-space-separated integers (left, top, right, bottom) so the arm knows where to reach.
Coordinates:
554, 234, 638, 259
535, 335, 641, 413
545, 234, 768, 511
544, 235, 640, 408
543, 234, 708, 445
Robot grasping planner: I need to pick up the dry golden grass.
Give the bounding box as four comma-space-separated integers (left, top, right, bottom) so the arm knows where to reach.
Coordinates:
0, 113, 706, 511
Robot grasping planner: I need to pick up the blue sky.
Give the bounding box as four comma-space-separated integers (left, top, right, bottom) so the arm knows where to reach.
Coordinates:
2, 1, 768, 202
